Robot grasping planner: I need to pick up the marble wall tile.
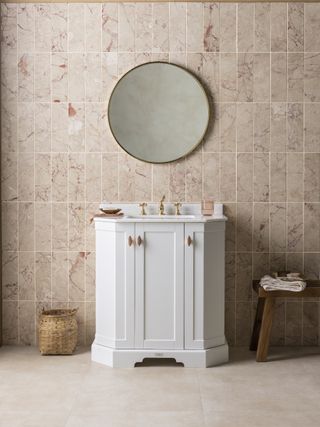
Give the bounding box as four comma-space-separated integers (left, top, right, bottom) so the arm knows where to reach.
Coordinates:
270, 103, 286, 152
236, 253, 252, 301
34, 53, 51, 102
253, 252, 270, 280
85, 301, 96, 344
220, 153, 236, 202
102, 3, 118, 52
2, 202, 18, 251
185, 148, 202, 202
286, 301, 302, 345
219, 3, 236, 53
19, 300, 35, 345
237, 3, 254, 53
35, 252, 51, 302
304, 253, 320, 280
51, 4, 67, 52
254, 3, 270, 52
253, 203, 269, 253
18, 202, 34, 251
68, 103, 85, 152
17, 103, 34, 152
3, 300, 18, 344
220, 53, 237, 102
236, 203, 253, 252
304, 154, 320, 202
305, 104, 320, 153
1, 52, 17, 104
85, 53, 102, 102
287, 203, 303, 253
69, 3, 85, 52
203, 3, 219, 53
237, 53, 253, 102
270, 299, 285, 345
118, 3, 135, 52
287, 153, 303, 202
286, 252, 303, 274
134, 159, 152, 202
52, 52, 68, 103
225, 203, 236, 252
225, 301, 235, 346
235, 301, 252, 346
254, 104, 270, 152
135, 3, 152, 53
169, 3, 186, 53
270, 203, 286, 253
202, 153, 219, 201
52, 202, 68, 251
18, 54, 34, 102
169, 160, 185, 202
270, 253, 286, 275
288, 53, 304, 102
35, 4, 51, 52
1, 101, 17, 153
153, 4, 169, 53
236, 103, 253, 152
69, 252, 85, 302
305, 4, 320, 52
2, 251, 18, 300
35, 103, 51, 152
68, 54, 85, 102
253, 153, 269, 202
85, 252, 96, 302
304, 203, 320, 252
18, 251, 34, 300
152, 163, 170, 202
51, 103, 68, 152
35, 153, 51, 202
237, 153, 253, 202
86, 153, 102, 202
270, 153, 286, 202
187, 3, 203, 53
69, 153, 85, 202
271, 3, 287, 52
220, 103, 236, 152
69, 203, 85, 251
253, 54, 270, 102
287, 103, 303, 152
85, 4, 101, 52
102, 52, 118, 101
1, 4, 17, 53
52, 153, 68, 202
304, 53, 320, 102
18, 152, 34, 201
52, 252, 68, 302
35, 203, 51, 252
17, 5, 34, 53
1, 152, 17, 202
85, 203, 99, 251
225, 252, 235, 302
271, 53, 287, 102
288, 3, 304, 52
303, 302, 319, 346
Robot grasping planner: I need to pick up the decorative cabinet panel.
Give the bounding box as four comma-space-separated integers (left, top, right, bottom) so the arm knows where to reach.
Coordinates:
92, 217, 228, 368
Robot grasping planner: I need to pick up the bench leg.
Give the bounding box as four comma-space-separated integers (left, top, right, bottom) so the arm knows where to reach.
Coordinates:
250, 297, 265, 351
256, 297, 275, 362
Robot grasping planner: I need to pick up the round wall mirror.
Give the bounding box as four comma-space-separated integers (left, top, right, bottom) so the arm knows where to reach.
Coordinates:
108, 62, 210, 164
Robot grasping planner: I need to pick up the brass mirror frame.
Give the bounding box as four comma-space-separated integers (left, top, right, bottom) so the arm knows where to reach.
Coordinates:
107, 61, 210, 164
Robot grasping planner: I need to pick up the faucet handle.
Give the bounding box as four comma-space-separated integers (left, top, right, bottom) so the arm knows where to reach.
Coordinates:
174, 202, 181, 215
160, 195, 165, 203
139, 202, 147, 216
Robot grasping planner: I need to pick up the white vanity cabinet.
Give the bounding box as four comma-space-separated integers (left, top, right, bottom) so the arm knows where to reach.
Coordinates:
92, 216, 228, 368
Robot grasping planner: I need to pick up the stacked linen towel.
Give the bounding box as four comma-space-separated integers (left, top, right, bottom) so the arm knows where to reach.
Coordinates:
260, 275, 306, 292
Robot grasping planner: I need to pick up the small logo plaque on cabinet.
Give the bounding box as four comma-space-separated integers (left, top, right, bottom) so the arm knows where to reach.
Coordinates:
154, 353, 164, 357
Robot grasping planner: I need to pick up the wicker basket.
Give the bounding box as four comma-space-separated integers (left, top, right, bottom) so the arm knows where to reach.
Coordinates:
39, 308, 78, 355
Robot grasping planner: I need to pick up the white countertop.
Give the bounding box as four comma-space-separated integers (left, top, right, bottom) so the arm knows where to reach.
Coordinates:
94, 214, 227, 223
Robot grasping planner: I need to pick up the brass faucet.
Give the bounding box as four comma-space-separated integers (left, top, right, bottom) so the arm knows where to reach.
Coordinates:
159, 195, 165, 215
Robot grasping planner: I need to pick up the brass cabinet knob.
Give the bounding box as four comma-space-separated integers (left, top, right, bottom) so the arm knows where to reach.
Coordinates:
137, 235, 143, 246
187, 236, 192, 246
128, 236, 134, 247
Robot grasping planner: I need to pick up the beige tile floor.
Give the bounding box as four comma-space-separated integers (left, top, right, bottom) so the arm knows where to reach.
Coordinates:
1, 346, 320, 427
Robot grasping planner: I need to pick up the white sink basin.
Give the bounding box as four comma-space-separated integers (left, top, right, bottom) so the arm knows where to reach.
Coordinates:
126, 215, 196, 219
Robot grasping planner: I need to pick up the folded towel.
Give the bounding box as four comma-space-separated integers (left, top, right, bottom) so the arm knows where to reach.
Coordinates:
260, 275, 306, 292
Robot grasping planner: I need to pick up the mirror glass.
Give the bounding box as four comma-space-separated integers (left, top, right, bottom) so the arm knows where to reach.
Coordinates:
108, 62, 210, 163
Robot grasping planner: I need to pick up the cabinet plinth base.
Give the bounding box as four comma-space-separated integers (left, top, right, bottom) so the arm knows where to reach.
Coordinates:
91, 342, 229, 368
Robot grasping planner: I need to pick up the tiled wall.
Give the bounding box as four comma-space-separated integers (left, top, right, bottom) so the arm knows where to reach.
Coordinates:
1, 2, 320, 346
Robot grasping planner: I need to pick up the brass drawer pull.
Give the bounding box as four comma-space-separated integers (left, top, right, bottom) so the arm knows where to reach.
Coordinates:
187, 236, 192, 246
128, 236, 134, 247
137, 236, 143, 246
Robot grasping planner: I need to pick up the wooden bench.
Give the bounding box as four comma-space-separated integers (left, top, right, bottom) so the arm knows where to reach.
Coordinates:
250, 279, 320, 362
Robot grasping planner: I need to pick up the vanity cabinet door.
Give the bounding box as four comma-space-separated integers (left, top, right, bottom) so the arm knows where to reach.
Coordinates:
185, 222, 226, 350
135, 223, 184, 349
95, 222, 135, 349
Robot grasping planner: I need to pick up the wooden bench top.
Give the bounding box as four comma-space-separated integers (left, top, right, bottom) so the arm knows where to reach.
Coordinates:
253, 279, 320, 299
